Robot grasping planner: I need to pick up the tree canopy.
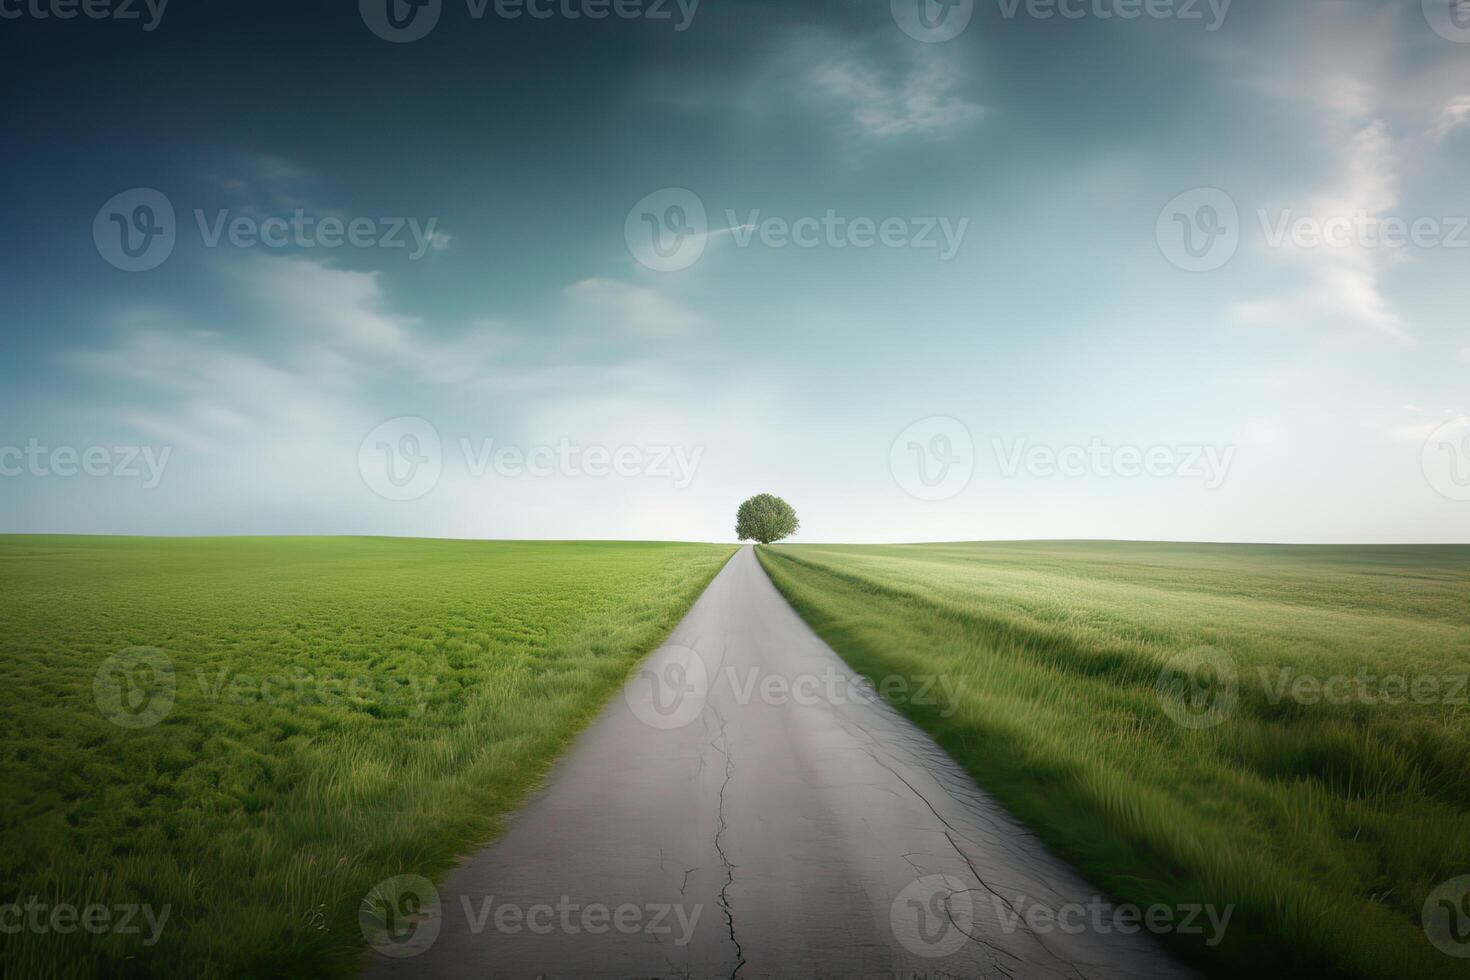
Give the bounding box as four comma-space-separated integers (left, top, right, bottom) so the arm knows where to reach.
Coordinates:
735, 494, 799, 544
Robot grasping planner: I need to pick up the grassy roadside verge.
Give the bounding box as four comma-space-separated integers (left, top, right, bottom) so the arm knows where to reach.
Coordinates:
757, 541, 1470, 979
0, 536, 736, 978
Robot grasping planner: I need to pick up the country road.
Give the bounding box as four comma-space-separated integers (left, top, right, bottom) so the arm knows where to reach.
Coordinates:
364, 546, 1196, 979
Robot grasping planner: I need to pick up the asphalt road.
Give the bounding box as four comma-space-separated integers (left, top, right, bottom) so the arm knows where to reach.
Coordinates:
364, 545, 1196, 979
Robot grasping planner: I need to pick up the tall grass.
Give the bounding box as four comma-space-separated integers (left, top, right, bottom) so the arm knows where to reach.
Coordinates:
0, 536, 735, 978
757, 541, 1470, 979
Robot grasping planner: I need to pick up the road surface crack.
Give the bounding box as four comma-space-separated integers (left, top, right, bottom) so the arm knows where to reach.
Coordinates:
706, 701, 745, 979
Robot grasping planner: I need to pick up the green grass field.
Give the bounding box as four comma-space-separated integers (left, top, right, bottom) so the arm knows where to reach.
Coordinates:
757, 541, 1470, 980
0, 535, 735, 978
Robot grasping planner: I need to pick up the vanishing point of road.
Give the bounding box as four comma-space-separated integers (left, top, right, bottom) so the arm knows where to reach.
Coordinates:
365, 545, 1195, 979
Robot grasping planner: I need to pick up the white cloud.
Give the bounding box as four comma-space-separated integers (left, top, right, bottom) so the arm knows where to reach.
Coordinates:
1382, 403, 1469, 443
809, 50, 984, 142
232, 256, 504, 384
1228, 7, 1470, 343
565, 277, 704, 336
1230, 119, 1409, 341
1431, 94, 1470, 142
640, 29, 984, 150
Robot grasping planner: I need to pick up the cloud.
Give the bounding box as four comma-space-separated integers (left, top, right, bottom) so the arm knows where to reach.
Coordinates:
1382, 403, 1469, 443
808, 48, 984, 142
1229, 119, 1409, 341
231, 256, 503, 384
565, 277, 704, 336
637, 28, 984, 151
1227, 13, 1411, 341
1430, 94, 1470, 143
1226, 6, 1470, 343
66, 326, 360, 457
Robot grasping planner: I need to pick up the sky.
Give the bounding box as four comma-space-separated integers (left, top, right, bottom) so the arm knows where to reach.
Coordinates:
0, 0, 1468, 543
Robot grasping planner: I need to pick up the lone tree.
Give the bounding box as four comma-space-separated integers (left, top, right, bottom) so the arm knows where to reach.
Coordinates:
735, 493, 799, 544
